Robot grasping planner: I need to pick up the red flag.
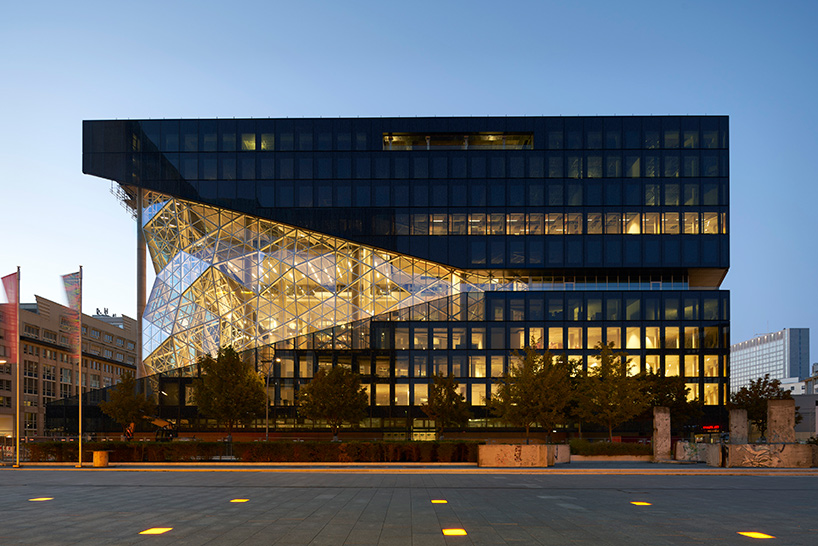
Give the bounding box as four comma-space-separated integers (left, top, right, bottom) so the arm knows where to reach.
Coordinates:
1, 272, 18, 366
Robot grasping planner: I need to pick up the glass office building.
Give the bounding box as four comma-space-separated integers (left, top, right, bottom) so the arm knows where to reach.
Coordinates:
83, 116, 729, 430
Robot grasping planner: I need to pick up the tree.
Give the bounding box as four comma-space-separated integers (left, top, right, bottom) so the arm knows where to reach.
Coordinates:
729, 374, 796, 438
490, 346, 572, 444
297, 366, 369, 440
639, 372, 704, 435
575, 342, 650, 442
421, 373, 471, 440
99, 372, 155, 437
193, 346, 266, 436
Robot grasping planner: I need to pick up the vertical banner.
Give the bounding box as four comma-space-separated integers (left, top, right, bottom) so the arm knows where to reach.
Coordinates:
61, 272, 82, 357
62, 269, 83, 467
2, 269, 20, 467
1, 271, 18, 368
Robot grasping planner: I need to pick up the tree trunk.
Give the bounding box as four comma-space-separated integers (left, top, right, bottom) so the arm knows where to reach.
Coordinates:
525, 424, 530, 445
608, 422, 613, 442
332, 424, 339, 442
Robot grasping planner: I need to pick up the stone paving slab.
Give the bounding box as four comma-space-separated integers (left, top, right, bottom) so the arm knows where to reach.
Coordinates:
1, 469, 817, 544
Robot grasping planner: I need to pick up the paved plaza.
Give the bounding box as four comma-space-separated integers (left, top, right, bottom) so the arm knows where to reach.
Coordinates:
1, 465, 816, 545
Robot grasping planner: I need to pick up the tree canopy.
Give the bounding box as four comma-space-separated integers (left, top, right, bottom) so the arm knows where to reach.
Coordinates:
729, 374, 795, 438
99, 371, 155, 435
490, 346, 572, 443
192, 346, 266, 436
574, 342, 651, 441
421, 373, 471, 439
639, 372, 704, 434
297, 365, 369, 440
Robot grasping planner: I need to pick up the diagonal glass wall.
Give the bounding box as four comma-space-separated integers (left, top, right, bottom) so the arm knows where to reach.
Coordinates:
140, 191, 493, 374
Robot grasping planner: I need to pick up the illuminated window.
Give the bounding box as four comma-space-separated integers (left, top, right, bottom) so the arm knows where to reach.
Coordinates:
548, 328, 563, 350
684, 355, 699, 378
394, 384, 409, 406
686, 383, 699, 402
469, 356, 486, 378
704, 355, 719, 377
586, 328, 602, 350
375, 384, 390, 406
606, 327, 621, 349
665, 356, 680, 377
568, 328, 583, 350
663, 212, 680, 234
413, 384, 428, 406
704, 383, 719, 405
471, 384, 486, 406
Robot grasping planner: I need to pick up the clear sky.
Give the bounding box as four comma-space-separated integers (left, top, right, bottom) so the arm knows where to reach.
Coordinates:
1, 1, 816, 363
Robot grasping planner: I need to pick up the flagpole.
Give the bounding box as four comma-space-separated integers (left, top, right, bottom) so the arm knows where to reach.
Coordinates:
76, 266, 83, 468
13, 267, 20, 468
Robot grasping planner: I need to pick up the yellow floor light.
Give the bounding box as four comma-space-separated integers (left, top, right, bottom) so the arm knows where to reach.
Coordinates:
442, 528, 467, 536
738, 531, 775, 539
28, 498, 54, 502
139, 528, 173, 535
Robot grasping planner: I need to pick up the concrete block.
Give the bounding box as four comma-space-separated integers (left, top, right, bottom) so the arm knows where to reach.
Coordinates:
703, 444, 723, 467
674, 441, 703, 462
653, 406, 671, 461
729, 409, 748, 444
477, 444, 549, 467
767, 399, 796, 443
725, 444, 814, 468
552, 444, 571, 464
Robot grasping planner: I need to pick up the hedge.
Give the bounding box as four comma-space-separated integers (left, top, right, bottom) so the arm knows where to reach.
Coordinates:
26, 441, 481, 463
569, 438, 652, 456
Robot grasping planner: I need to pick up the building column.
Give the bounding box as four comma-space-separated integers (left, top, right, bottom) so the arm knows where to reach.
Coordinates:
136, 187, 147, 378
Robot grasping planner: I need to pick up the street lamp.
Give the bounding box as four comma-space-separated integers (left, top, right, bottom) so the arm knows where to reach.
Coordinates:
264, 357, 281, 441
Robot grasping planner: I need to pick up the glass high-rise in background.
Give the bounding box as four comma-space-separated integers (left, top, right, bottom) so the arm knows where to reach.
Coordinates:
83, 116, 730, 432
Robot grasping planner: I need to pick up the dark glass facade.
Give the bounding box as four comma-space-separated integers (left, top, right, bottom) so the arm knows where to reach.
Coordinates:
83, 116, 729, 433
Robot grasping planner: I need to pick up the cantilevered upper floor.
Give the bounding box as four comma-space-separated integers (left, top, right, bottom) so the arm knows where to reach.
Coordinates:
83, 116, 728, 285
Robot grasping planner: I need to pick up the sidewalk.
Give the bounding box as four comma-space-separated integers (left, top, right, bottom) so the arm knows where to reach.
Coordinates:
6, 460, 818, 475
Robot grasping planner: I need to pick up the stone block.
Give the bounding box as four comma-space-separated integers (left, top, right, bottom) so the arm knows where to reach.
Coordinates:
477, 444, 549, 467
767, 399, 796, 443
675, 441, 702, 462
703, 444, 723, 467
653, 406, 671, 461
725, 444, 815, 468
729, 409, 748, 444
552, 444, 571, 464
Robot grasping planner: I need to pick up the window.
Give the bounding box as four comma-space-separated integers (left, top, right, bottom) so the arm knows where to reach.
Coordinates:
413, 384, 428, 406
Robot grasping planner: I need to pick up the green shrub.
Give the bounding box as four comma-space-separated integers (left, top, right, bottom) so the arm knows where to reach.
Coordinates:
26, 440, 482, 463
569, 438, 652, 456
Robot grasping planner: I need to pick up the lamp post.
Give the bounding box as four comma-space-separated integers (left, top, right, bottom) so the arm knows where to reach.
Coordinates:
264, 357, 280, 442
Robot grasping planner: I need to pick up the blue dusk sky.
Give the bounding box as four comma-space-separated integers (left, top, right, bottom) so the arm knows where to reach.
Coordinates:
1, 1, 816, 362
